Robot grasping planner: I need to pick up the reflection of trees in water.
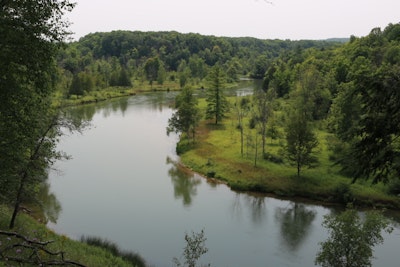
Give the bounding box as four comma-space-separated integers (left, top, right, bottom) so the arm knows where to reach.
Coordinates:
275, 202, 316, 251
36, 182, 62, 223
27, 179, 61, 224
65, 104, 95, 129
167, 157, 201, 207
246, 195, 266, 224
231, 193, 266, 225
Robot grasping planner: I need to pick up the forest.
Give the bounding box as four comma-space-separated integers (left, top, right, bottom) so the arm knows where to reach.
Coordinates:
55, 30, 343, 97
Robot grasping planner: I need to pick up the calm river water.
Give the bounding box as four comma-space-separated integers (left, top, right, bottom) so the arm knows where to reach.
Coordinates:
48, 83, 399, 267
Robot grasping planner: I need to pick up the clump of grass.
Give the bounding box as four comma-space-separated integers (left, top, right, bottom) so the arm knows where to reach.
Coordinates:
80, 235, 146, 267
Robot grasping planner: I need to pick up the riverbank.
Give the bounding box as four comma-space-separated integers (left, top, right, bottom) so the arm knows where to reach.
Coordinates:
178, 119, 400, 210
0, 206, 144, 266
57, 80, 183, 107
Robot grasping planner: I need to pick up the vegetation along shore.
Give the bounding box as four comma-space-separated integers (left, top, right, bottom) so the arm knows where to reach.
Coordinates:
2, 0, 400, 264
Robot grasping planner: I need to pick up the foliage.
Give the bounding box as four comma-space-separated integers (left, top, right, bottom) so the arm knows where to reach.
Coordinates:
0, 0, 77, 228
173, 229, 210, 267
205, 65, 229, 124
167, 87, 201, 141
284, 111, 319, 178
323, 24, 400, 184
315, 208, 393, 267
56, 30, 340, 98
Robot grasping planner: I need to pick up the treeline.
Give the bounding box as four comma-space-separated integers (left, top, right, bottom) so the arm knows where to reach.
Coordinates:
263, 23, 400, 184
170, 22, 400, 194
56, 30, 341, 96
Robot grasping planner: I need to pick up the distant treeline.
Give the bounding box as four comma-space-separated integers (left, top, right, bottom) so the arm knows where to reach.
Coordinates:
56, 30, 342, 95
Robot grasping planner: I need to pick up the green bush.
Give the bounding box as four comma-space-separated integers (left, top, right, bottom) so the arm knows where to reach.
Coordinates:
387, 178, 400, 195
263, 152, 283, 164
332, 183, 354, 204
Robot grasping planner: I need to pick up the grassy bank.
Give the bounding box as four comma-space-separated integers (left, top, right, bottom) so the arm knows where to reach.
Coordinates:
178, 99, 400, 209
0, 206, 145, 266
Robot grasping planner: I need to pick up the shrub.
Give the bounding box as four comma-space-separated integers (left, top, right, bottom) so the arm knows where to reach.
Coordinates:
263, 152, 283, 164
387, 178, 400, 195
176, 140, 191, 155
332, 183, 353, 204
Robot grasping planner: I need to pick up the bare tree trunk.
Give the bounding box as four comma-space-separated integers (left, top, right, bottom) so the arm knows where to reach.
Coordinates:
9, 171, 28, 229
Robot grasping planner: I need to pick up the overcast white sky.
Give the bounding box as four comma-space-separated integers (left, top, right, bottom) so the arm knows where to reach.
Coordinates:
66, 0, 400, 40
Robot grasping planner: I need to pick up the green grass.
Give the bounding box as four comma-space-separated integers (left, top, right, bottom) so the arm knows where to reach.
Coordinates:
179, 98, 400, 209
0, 205, 143, 267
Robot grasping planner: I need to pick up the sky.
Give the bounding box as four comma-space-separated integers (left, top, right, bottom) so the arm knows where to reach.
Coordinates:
66, 0, 400, 41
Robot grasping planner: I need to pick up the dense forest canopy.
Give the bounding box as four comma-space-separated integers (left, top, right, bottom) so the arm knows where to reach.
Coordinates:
56, 30, 343, 96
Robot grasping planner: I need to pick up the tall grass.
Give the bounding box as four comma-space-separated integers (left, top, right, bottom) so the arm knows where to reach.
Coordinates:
80, 235, 146, 267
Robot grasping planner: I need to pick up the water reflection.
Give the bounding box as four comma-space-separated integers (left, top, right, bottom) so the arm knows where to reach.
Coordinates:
167, 157, 201, 207
231, 193, 266, 225
31, 181, 62, 224
245, 194, 266, 224
275, 202, 316, 251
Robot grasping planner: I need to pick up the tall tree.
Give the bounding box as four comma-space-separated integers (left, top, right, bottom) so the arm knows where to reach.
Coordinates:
349, 63, 400, 183
234, 97, 250, 157
253, 88, 276, 157
205, 65, 229, 124
284, 110, 319, 178
167, 87, 201, 142
0, 0, 75, 228
144, 56, 161, 86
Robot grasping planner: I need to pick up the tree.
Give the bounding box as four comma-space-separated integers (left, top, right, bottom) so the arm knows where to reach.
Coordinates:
0, 0, 75, 228
173, 229, 209, 267
348, 63, 400, 183
253, 88, 276, 157
205, 65, 229, 124
118, 67, 132, 87
234, 97, 250, 157
167, 87, 201, 142
284, 110, 318, 178
315, 208, 393, 267
144, 56, 160, 86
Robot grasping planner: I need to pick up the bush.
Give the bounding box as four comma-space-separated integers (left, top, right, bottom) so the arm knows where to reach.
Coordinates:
206, 171, 216, 178
263, 152, 283, 164
332, 183, 353, 204
387, 178, 400, 195
176, 140, 191, 155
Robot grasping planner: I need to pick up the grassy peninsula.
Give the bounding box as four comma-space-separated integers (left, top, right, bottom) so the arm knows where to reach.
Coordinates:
178, 97, 400, 209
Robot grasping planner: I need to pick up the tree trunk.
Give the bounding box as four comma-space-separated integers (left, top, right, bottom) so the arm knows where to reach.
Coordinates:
9, 171, 28, 229
240, 126, 244, 157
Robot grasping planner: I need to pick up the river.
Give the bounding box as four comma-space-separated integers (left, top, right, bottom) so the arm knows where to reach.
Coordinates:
48, 82, 400, 267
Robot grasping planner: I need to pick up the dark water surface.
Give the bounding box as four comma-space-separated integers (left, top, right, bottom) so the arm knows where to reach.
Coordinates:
48, 85, 399, 267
